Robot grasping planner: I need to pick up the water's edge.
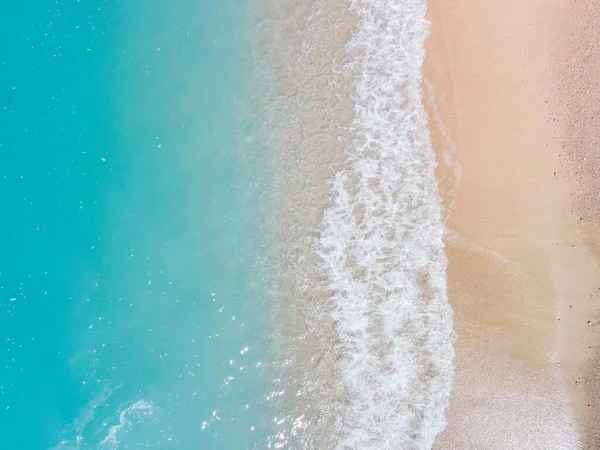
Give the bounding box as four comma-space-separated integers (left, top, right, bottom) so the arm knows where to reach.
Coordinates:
262, 0, 455, 447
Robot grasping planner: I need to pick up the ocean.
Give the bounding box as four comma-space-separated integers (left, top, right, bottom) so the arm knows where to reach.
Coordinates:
0, 0, 274, 448
0, 0, 455, 449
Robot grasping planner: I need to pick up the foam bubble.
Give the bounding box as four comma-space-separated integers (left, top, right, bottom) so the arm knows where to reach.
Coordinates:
317, 0, 455, 448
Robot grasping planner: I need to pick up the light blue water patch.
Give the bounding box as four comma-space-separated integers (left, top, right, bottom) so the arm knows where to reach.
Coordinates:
0, 0, 276, 448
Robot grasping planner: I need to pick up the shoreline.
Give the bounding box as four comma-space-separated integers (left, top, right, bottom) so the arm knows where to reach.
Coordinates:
262, 0, 455, 446
425, 0, 600, 447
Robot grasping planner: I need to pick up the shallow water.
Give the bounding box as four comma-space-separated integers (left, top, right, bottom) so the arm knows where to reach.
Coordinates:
0, 1, 274, 448
263, 0, 455, 448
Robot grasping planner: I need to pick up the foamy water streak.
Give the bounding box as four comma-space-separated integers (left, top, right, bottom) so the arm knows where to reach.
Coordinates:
318, 1, 455, 448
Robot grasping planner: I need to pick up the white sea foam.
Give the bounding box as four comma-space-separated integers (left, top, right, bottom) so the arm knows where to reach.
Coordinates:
98, 400, 154, 449
318, 0, 455, 448
50, 383, 118, 450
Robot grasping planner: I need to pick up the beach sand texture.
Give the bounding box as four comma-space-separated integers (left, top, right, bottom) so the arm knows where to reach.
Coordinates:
425, 0, 600, 448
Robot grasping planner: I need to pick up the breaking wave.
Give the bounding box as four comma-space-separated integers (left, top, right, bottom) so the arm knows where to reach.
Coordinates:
317, 0, 455, 447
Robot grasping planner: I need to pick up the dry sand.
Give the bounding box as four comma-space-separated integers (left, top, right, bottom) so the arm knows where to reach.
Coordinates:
425, 0, 600, 448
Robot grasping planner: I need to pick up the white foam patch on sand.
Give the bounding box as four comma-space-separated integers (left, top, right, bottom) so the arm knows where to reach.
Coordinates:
318, 0, 455, 448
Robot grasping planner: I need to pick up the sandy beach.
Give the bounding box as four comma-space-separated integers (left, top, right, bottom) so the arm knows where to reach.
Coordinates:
425, 0, 600, 448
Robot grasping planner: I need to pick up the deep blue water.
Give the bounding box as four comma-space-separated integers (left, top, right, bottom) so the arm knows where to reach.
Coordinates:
0, 0, 274, 448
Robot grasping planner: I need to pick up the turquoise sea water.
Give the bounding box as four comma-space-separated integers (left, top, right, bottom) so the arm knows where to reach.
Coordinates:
0, 0, 275, 448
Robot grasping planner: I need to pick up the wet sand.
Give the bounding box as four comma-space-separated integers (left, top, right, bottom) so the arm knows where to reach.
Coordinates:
425, 0, 600, 448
